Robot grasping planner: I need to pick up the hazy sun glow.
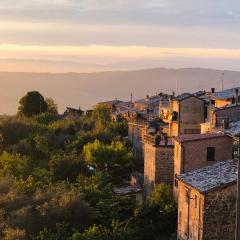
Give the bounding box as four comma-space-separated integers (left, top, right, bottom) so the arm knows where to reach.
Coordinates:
1, 44, 240, 61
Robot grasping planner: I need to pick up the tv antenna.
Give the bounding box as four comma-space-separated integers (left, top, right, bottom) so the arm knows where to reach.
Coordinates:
221, 72, 224, 91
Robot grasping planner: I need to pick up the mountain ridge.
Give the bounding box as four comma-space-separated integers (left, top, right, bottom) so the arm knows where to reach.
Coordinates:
0, 67, 240, 115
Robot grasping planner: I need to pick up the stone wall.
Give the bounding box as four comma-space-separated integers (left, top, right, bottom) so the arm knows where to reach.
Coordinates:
203, 184, 236, 240
176, 135, 233, 175
173, 135, 233, 199
144, 142, 174, 196
177, 181, 236, 240
210, 104, 240, 129
128, 120, 148, 161
178, 97, 205, 135
177, 181, 204, 240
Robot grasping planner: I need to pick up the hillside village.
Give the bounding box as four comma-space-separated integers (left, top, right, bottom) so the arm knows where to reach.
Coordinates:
100, 87, 240, 240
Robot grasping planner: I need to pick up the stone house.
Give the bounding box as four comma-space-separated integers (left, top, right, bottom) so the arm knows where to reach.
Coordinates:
209, 103, 240, 130
128, 118, 149, 161
97, 99, 124, 113
143, 133, 174, 196
162, 93, 205, 137
177, 159, 237, 240
199, 87, 240, 133
134, 93, 169, 119
210, 87, 240, 108
173, 133, 234, 198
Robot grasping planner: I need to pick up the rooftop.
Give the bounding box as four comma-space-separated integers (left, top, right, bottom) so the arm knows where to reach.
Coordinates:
174, 132, 227, 143
224, 120, 240, 136
212, 87, 240, 100
177, 159, 237, 194
98, 99, 124, 105
174, 93, 192, 101
174, 93, 204, 102
113, 185, 142, 195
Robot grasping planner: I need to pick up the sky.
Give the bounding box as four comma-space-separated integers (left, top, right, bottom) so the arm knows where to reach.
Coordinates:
1, 0, 240, 71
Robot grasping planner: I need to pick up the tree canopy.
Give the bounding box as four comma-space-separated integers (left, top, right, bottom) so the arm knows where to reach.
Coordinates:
18, 91, 48, 117
0, 91, 177, 239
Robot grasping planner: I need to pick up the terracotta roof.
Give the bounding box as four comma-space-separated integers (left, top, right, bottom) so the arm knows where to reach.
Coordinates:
177, 159, 237, 194
174, 132, 227, 143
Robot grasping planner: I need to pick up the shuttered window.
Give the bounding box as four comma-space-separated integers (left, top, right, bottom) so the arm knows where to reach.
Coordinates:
207, 147, 215, 161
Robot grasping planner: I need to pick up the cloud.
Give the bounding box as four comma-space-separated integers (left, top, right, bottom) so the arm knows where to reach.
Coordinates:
1, 0, 240, 27
2, 44, 240, 62
1, 0, 240, 70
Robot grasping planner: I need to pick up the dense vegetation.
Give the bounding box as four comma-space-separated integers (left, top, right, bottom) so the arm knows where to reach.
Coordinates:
0, 91, 177, 239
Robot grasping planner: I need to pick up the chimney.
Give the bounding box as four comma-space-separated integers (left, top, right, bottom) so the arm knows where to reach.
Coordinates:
211, 88, 215, 93
236, 88, 239, 104
221, 119, 230, 130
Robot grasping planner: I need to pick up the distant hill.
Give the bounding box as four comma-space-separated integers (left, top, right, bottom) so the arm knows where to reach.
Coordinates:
1, 67, 240, 114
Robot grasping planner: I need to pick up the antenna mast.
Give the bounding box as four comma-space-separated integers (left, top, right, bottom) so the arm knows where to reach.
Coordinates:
221, 72, 224, 91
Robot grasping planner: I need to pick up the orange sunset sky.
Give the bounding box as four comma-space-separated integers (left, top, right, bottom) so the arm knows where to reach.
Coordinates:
1, 0, 240, 72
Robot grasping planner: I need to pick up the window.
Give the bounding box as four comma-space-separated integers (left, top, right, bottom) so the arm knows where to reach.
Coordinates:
207, 147, 215, 161
174, 175, 178, 188
204, 106, 208, 119
184, 129, 201, 134
194, 195, 198, 208
172, 111, 178, 121
185, 188, 190, 205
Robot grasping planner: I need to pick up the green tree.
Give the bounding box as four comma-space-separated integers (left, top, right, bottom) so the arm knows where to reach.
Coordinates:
33, 223, 70, 240
83, 140, 132, 180
130, 184, 177, 240
0, 117, 30, 146
45, 97, 58, 115
92, 104, 111, 126
0, 151, 31, 179
18, 91, 48, 117
49, 151, 86, 182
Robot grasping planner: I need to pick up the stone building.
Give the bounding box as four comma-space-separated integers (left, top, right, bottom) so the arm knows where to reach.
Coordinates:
209, 103, 240, 130
128, 118, 149, 161
134, 93, 169, 119
177, 159, 237, 240
173, 133, 234, 198
162, 93, 205, 137
143, 133, 174, 196
210, 87, 240, 108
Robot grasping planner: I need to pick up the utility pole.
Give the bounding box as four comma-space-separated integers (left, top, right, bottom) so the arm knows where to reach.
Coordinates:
221, 72, 224, 91
233, 135, 240, 240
